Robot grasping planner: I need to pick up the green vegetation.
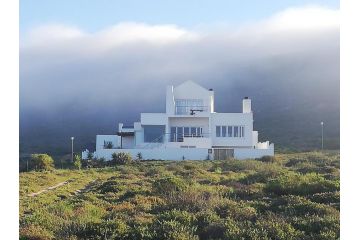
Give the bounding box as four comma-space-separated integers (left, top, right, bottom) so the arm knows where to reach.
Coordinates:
74, 154, 82, 170
29, 154, 55, 171
20, 151, 339, 239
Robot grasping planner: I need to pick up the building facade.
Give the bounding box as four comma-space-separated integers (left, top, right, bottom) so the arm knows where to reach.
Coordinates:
82, 81, 274, 160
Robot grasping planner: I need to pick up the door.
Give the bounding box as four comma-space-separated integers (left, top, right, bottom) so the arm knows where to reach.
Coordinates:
213, 149, 234, 160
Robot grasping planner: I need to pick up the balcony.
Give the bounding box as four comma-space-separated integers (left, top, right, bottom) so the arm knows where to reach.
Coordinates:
175, 106, 209, 115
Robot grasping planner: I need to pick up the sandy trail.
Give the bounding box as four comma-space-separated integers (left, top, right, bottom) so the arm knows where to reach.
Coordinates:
27, 180, 71, 197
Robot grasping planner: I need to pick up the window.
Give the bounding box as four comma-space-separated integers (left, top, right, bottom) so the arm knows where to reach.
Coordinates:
144, 125, 165, 143
170, 127, 176, 142
177, 127, 183, 142
197, 127, 202, 136
184, 127, 190, 137
228, 126, 233, 137
234, 126, 239, 137
216, 125, 244, 138
171, 126, 203, 142
175, 99, 205, 115
191, 127, 196, 136
216, 126, 221, 137
222, 126, 227, 137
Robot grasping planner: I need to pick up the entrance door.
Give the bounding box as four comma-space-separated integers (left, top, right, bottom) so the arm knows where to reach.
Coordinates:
213, 149, 234, 160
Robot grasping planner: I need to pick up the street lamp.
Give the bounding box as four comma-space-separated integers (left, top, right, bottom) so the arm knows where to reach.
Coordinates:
320, 122, 324, 150
71, 137, 75, 162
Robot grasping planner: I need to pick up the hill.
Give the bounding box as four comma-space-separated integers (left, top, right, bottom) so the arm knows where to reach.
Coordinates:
20, 151, 339, 239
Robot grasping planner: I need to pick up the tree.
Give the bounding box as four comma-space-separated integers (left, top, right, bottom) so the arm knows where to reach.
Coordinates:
30, 154, 54, 171
74, 154, 82, 170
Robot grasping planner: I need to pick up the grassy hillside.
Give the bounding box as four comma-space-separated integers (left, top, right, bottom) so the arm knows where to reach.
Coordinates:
19, 152, 339, 240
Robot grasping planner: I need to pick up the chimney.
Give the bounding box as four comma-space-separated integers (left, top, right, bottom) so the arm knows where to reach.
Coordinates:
242, 97, 252, 113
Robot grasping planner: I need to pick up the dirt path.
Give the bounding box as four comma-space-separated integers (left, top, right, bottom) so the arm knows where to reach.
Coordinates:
27, 180, 72, 197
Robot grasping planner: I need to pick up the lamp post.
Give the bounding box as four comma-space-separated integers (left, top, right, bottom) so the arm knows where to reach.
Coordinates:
320, 122, 324, 150
71, 137, 74, 162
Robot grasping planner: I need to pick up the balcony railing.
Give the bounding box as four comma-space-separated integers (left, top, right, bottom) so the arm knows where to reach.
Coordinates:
175, 106, 209, 115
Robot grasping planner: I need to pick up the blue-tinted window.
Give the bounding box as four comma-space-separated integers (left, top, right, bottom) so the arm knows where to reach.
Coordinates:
222, 126, 227, 137
184, 127, 190, 136
144, 125, 165, 143
216, 126, 220, 137
177, 127, 183, 142
234, 126, 239, 137
191, 127, 196, 136
170, 127, 176, 142
228, 126, 233, 137
175, 99, 205, 115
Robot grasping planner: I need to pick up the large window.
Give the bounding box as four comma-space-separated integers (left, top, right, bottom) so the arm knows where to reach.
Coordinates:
170, 126, 203, 142
144, 125, 165, 143
175, 99, 206, 115
216, 125, 245, 138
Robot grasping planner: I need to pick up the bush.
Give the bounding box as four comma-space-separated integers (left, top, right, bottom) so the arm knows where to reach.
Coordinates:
153, 177, 188, 195
257, 155, 278, 163
111, 152, 132, 165
20, 224, 53, 240
30, 154, 54, 171
153, 219, 199, 240
265, 172, 339, 196
253, 213, 302, 240
73, 154, 82, 170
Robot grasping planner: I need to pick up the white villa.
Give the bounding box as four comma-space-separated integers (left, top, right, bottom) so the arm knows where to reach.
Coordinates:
82, 81, 274, 160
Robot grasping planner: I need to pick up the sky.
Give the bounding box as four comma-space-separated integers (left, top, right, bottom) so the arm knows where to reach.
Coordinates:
20, 0, 339, 33
19, 1, 340, 151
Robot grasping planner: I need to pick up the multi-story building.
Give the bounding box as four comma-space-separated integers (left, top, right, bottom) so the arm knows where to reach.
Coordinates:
82, 81, 274, 160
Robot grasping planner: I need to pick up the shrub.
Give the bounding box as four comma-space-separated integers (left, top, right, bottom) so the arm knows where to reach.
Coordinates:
253, 213, 302, 240
99, 180, 124, 194
265, 172, 339, 196
20, 224, 53, 240
153, 177, 188, 195
30, 154, 54, 171
257, 155, 278, 164
153, 219, 199, 240
73, 154, 82, 170
111, 152, 132, 165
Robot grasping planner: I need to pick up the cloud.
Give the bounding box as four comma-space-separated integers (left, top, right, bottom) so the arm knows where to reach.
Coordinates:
20, 6, 339, 149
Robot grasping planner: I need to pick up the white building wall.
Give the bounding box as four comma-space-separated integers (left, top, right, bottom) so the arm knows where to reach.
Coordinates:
122, 136, 135, 149
252, 131, 258, 147
93, 146, 274, 161
210, 113, 253, 147
141, 113, 168, 125
173, 81, 213, 113
95, 148, 210, 161
166, 86, 175, 114
169, 117, 210, 134
96, 135, 120, 150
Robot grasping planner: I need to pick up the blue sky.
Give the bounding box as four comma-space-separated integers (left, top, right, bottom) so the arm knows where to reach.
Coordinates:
20, 0, 339, 33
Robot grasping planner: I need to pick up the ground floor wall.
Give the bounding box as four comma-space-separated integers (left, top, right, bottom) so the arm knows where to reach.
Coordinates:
87, 145, 274, 161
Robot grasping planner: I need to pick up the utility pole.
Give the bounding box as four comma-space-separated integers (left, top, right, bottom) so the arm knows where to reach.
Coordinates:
71, 137, 74, 162
321, 122, 324, 150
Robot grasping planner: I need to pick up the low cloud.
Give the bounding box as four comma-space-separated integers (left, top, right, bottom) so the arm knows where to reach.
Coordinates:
20, 6, 339, 150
